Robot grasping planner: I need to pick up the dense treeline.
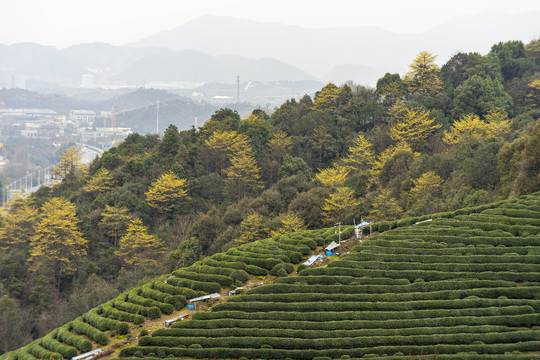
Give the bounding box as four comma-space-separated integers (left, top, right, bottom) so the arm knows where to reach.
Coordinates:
0, 39, 539, 353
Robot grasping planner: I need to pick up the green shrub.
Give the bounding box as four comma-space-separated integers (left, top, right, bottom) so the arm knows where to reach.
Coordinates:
231, 270, 250, 283
148, 306, 161, 319
56, 327, 92, 352
71, 318, 108, 345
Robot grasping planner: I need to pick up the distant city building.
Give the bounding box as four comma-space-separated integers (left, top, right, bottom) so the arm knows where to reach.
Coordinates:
70, 110, 96, 123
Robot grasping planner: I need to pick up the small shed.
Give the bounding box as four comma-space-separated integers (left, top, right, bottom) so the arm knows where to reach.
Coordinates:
303, 254, 323, 266
228, 287, 243, 296
413, 219, 433, 226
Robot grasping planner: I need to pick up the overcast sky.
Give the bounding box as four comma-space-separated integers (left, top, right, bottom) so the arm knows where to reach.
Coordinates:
1, 0, 539, 49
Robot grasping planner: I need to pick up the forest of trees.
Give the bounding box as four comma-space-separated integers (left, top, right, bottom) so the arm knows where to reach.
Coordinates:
0, 39, 539, 353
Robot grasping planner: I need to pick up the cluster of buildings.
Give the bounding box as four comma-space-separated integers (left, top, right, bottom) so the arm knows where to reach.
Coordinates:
0, 108, 133, 146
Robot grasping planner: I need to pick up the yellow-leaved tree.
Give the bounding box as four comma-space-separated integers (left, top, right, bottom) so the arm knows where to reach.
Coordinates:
53, 147, 87, 183
404, 51, 443, 96
236, 212, 268, 245
145, 170, 189, 214
372, 142, 417, 178
98, 205, 131, 247
0, 196, 38, 250
389, 108, 441, 147
341, 133, 375, 173
205, 130, 238, 174
525, 80, 540, 110
321, 187, 361, 225
115, 218, 165, 268
267, 130, 292, 165
270, 213, 307, 237
225, 134, 263, 200
29, 197, 87, 289
82, 168, 115, 194
369, 189, 403, 221
409, 171, 444, 204
313, 83, 341, 113
443, 111, 511, 145
315, 165, 350, 187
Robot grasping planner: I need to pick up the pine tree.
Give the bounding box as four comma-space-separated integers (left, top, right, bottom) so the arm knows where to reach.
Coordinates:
145, 170, 189, 214
443, 113, 511, 145
313, 83, 341, 113
0, 196, 38, 250
321, 187, 361, 225
98, 205, 130, 247
370, 189, 403, 221
236, 212, 267, 245
52, 147, 87, 183
28, 198, 87, 288
205, 130, 238, 174
389, 108, 441, 147
315, 165, 350, 187
404, 51, 443, 96
82, 168, 115, 194
341, 133, 375, 172
267, 130, 292, 165
115, 218, 165, 268
270, 213, 307, 237
225, 134, 263, 200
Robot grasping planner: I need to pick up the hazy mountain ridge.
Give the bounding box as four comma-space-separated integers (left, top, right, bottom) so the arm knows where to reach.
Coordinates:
130, 12, 540, 78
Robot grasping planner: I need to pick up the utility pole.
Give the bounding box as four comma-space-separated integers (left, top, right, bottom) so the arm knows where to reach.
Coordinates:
156, 101, 160, 135
236, 75, 240, 104
335, 222, 342, 244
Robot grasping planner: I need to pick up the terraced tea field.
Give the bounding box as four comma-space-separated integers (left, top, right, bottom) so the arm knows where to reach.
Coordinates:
119, 192, 540, 359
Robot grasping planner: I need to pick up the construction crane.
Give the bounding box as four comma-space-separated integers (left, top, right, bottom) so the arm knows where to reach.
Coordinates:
103, 106, 117, 130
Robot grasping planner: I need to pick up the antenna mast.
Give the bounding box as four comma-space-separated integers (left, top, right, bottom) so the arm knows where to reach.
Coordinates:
236, 75, 240, 104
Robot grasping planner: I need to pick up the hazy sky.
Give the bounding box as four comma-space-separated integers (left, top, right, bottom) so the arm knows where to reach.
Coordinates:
2, 0, 539, 49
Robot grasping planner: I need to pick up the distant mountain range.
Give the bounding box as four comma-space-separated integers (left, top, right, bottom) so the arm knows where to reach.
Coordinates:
130, 12, 540, 78
0, 12, 538, 89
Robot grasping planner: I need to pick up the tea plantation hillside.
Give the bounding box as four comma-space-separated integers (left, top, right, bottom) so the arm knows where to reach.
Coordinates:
118, 192, 540, 360
0, 224, 353, 360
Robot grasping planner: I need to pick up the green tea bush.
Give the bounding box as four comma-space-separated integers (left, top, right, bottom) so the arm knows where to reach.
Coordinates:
56, 327, 92, 352
70, 318, 108, 345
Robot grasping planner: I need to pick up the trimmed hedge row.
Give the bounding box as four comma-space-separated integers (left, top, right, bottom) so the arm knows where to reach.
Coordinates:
25, 344, 60, 360
125, 290, 174, 314
101, 304, 145, 325
370, 234, 540, 247
239, 243, 304, 263
300, 266, 540, 282
226, 248, 291, 263
119, 341, 540, 360
210, 253, 282, 271
10, 350, 37, 360
119, 341, 540, 359
151, 281, 198, 299
211, 298, 540, 313
249, 280, 519, 295
483, 207, 540, 219
277, 236, 317, 250
152, 324, 523, 340
199, 258, 267, 276
328, 259, 540, 273
113, 299, 152, 317
463, 213, 540, 227
197, 305, 534, 321
354, 245, 533, 256
69, 318, 108, 345
236, 287, 540, 304
349, 252, 540, 264
55, 327, 92, 353
40, 336, 78, 359
276, 275, 410, 286
141, 286, 187, 310
136, 329, 540, 349
166, 276, 221, 293
172, 270, 233, 287
172, 313, 540, 331
84, 309, 129, 335
189, 264, 233, 276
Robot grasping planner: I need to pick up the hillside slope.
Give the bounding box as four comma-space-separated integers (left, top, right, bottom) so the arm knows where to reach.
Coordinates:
121, 192, 540, 359
2, 193, 540, 360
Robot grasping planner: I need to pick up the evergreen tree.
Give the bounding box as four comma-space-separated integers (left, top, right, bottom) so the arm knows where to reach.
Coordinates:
82, 168, 115, 194
321, 187, 361, 225
145, 170, 189, 214
29, 198, 87, 288
52, 147, 87, 184
404, 51, 443, 96
115, 218, 165, 268
0, 197, 38, 249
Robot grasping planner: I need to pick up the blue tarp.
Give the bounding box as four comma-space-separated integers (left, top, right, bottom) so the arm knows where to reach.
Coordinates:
355, 221, 370, 228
